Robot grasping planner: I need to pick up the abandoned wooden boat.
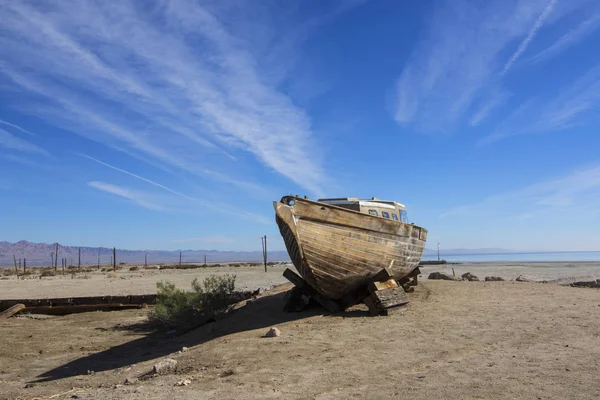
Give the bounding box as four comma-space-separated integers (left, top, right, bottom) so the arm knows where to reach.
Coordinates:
274, 196, 428, 303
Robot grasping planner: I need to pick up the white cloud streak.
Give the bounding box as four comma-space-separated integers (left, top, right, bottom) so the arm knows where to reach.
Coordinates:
502, 0, 558, 75
392, 0, 594, 133
441, 164, 600, 218
0, 128, 48, 155
0, 119, 34, 136
482, 64, 600, 143
0, 0, 329, 195
80, 153, 270, 223
527, 13, 600, 64
88, 181, 164, 211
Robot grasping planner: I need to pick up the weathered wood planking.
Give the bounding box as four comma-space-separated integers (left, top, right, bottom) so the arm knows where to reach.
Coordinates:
364, 287, 409, 316
0, 294, 156, 311
275, 196, 427, 300
0, 304, 25, 319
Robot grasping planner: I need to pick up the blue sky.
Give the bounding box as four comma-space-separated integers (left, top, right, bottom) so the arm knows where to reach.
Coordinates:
1, 0, 599, 252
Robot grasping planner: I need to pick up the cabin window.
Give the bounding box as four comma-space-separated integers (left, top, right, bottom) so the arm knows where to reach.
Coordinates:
382, 211, 390, 219
368, 209, 378, 216
400, 210, 408, 223
392, 213, 399, 221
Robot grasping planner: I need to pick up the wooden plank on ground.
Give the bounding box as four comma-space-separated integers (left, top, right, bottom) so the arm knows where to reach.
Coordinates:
364, 287, 409, 316
0, 304, 25, 319
22, 304, 145, 316
283, 268, 341, 312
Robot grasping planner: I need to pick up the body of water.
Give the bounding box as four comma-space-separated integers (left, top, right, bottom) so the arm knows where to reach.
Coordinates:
422, 251, 600, 263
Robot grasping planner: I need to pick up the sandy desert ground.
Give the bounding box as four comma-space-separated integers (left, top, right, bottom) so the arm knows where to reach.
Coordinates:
2, 261, 599, 300
1, 263, 599, 399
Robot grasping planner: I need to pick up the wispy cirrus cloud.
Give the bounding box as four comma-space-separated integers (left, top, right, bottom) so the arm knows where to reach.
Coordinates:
527, 13, 600, 64
0, 128, 48, 155
441, 164, 600, 218
501, 0, 558, 75
80, 153, 270, 223
88, 181, 164, 211
481, 64, 600, 144
0, 119, 34, 136
0, 0, 341, 195
392, 0, 597, 133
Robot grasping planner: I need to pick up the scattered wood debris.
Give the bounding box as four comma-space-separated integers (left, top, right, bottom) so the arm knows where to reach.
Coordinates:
461, 272, 480, 281
0, 303, 25, 319
485, 276, 505, 281
428, 272, 454, 280
570, 279, 600, 288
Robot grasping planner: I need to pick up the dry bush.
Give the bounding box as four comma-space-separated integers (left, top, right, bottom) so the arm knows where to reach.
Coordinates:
106, 271, 119, 279
148, 274, 236, 330
40, 269, 56, 278
129, 266, 139, 271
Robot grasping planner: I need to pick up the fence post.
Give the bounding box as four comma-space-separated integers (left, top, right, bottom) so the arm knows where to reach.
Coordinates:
145, 254, 147, 267
13, 255, 18, 277
55, 243, 59, 270
179, 252, 182, 267
113, 247, 116, 271
78, 248, 81, 271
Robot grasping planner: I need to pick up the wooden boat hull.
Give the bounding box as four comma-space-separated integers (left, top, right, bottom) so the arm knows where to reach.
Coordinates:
274, 196, 428, 300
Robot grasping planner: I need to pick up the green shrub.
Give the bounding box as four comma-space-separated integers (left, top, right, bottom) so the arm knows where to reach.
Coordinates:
148, 274, 236, 330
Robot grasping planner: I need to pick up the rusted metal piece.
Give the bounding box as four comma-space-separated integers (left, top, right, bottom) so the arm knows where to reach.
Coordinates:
274, 196, 427, 302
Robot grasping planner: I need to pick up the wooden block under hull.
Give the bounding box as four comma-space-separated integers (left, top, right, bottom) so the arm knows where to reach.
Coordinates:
364, 287, 409, 316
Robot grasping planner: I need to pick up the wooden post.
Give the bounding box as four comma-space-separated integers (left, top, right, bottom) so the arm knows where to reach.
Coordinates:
51, 253, 54, 268
97, 251, 100, 270
23, 258, 26, 272
145, 254, 147, 267
261, 237, 265, 271
55, 243, 59, 270
19, 259, 21, 269
179, 251, 182, 267
78, 248, 81, 271
13, 255, 18, 277
204, 254, 207, 266
113, 247, 116, 271
263, 235, 268, 272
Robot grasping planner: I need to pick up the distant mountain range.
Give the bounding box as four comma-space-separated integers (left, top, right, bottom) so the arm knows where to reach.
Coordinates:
0, 240, 291, 267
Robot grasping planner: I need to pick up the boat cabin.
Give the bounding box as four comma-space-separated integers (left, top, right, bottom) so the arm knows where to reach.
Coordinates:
317, 197, 409, 223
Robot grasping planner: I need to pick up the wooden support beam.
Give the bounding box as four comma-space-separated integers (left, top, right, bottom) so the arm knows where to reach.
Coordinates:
22, 304, 145, 316
371, 266, 395, 282
368, 278, 398, 293
364, 287, 409, 316
283, 268, 341, 313
0, 304, 25, 319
